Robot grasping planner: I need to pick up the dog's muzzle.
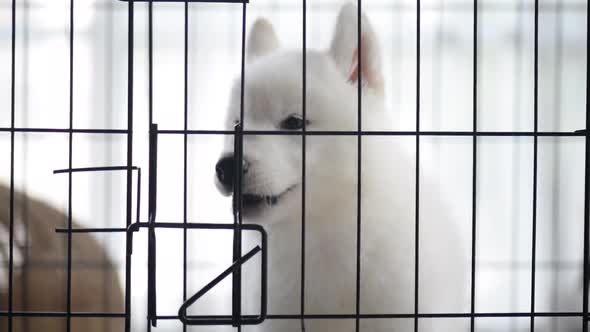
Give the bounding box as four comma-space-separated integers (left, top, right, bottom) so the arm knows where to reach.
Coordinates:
215, 155, 297, 211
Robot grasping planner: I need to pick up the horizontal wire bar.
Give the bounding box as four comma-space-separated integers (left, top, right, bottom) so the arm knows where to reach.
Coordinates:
54, 166, 139, 174
157, 129, 584, 137
55, 227, 128, 233
0, 128, 128, 134
130, 222, 265, 231
0, 261, 118, 269
0, 259, 579, 271
53, 221, 243, 234
118, 0, 248, 2
0, 311, 126, 318
1, 311, 583, 319
154, 312, 588, 320
0, 128, 585, 137
55, 223, 266, 235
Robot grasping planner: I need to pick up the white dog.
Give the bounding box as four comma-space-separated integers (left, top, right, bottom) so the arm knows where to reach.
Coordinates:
216, 4, 470, 331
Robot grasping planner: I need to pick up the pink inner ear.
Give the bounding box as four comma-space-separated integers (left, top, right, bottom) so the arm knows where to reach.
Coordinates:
347, 36, 367, 86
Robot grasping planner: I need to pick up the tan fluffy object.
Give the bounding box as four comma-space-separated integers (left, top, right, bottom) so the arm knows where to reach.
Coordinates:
0, 183, 124, 331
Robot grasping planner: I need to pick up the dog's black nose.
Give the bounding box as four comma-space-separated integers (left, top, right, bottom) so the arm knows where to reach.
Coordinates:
216, 156, 234, 190
215, 155, 249, 191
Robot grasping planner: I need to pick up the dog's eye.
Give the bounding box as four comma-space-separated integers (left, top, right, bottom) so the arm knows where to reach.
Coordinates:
280, 115, 308, 130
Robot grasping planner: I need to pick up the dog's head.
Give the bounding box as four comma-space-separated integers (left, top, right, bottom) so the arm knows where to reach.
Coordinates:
215, 3, 384, 222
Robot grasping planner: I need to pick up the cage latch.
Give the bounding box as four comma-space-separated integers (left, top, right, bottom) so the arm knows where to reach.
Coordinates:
177, 245, 262, 325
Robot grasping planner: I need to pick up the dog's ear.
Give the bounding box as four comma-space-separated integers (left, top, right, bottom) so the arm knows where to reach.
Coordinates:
329, 3, 383, 96
247, 18, 279, 63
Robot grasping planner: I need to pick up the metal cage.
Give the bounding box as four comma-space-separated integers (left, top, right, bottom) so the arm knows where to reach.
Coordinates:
0, 0, 588, 331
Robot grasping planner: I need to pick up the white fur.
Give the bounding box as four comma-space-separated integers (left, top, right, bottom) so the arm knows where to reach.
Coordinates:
220, 4, 470, 331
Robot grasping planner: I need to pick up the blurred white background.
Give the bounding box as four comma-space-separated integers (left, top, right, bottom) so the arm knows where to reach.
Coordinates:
0, 0, 588, 331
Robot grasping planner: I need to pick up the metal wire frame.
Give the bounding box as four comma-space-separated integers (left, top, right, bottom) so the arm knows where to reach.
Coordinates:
583, 1, 590, 331
470, 1, 478, 331
414, 3, 421, 331
0, 128, 586, 136
182, 2, 189, 331
1, 0, 589, 332
5, 1, 580, 12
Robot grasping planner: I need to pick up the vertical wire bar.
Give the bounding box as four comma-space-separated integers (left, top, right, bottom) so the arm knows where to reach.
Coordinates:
530, 0, 539, 330
66, 0, 75, 330
354, 1, 363, 332
125, 0, 135, 331
232, 2, 247, 329
147, 1, 154, 329
232, 124, 243, 329
300, 0, 307, 330
182, 2, 189, 332
583, 0, 590, 329
8, 0, 16, 329
148, 0, 153, 126
469, 0, 478, 331
137, 169, 141, 224
147, 125, 158, 328
238, 3, 246, 184
414, 0, 421, 330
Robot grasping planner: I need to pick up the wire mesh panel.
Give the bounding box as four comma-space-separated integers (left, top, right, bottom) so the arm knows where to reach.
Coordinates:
0, 0, 589, 332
